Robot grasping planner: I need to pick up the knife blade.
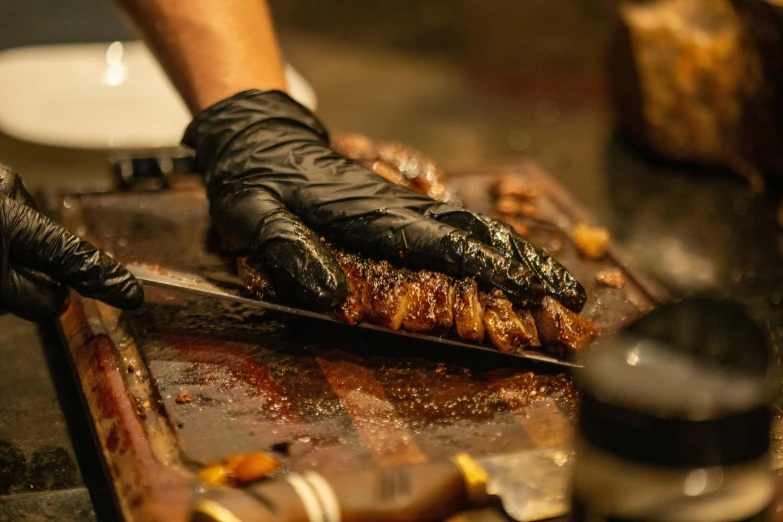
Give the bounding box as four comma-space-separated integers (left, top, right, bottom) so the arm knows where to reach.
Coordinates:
478, 446, 574, 520
126, 263, 579, 369
191, 445, 575, 522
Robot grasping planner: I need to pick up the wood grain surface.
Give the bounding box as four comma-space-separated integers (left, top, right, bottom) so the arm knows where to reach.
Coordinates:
56, 164, 663, 521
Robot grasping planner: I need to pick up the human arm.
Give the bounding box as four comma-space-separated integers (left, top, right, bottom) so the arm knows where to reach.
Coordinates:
111, 2, 586, 311
112, 0, 288, 113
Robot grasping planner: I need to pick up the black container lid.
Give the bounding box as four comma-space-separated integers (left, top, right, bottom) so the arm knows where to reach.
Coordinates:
575, 297, 779, 468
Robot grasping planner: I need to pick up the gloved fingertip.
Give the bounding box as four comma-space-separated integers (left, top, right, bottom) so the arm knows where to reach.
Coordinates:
260, 240, 348, 311
117, 280, 145, 310
314, 275, 348, 310
95, 276, 145, 311
558, 283, 588, 313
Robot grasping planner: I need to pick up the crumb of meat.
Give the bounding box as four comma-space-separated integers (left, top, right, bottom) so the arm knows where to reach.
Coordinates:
198, 451, 281, 487
490, 176, 538, 199
175, 390, 192, 404
371, 160, 406, 184
596, 269, 626, 288
572, 224, 610, 260
496, 196, 536, 217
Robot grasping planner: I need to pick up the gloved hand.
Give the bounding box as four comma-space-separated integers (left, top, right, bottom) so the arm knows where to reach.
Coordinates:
184, 90, 586, 312
0, 165, 143, 321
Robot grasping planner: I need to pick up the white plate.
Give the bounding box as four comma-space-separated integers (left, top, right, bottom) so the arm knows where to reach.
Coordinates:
0, 41, 317, 150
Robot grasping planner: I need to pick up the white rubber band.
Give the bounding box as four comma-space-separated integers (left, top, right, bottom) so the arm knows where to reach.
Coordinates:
286, 472, 326, 522
192, 499, 246, 522
303, 471, 342, 522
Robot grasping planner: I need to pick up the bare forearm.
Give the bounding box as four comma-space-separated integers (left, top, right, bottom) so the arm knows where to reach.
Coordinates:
114, 0, 288, 114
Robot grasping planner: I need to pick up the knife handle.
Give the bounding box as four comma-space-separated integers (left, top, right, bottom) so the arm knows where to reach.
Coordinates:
191, 454, 489, 522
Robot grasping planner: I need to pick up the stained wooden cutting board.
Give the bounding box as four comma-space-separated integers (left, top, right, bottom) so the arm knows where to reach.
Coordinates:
55, 162, 665, 521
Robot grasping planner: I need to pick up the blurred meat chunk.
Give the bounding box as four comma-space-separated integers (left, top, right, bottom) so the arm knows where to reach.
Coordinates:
596, 269, 627, 289
490, 176, 538, 199
572, 224, 610, 260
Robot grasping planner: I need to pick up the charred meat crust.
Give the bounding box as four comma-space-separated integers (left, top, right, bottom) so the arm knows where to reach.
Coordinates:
531, 296, 597, 356
482, 289, 541, 354
239, 251, 596, 357
453, 278, 485, 342
403, 271, 454, 333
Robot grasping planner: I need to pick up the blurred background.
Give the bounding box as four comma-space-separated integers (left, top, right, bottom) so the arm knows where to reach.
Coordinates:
0, 0, 617, 215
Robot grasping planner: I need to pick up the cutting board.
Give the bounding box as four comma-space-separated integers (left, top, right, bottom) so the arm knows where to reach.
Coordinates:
55, 162, 665, 521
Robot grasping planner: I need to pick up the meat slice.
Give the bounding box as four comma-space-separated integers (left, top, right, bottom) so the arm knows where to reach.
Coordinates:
403, 271, 454, 333
453, 278, 485, 342
516, 309, 541, 348
364, 260, 412, 331
482, 289, 541, 354
333, 250, 369, 325
238, 247, 596, 358
531, 296, 597, 357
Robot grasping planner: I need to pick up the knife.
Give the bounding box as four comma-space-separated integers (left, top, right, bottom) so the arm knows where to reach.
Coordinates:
190, 445, 575, 522
126, 263, 579, 369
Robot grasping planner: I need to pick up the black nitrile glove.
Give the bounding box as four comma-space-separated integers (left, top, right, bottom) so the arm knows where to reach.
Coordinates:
0, 166, 143, 321
184, 90, 586, 312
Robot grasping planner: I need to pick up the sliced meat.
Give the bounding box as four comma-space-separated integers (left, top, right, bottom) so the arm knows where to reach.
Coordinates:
532, 296, 597, 356
238, 244, 593, 359
364, 260, 412, 331
333, 250, 368, 325
516, 309, 541, 348
482, 289, 540, 354
403, 271, 454, 333
453, 278, 485, 342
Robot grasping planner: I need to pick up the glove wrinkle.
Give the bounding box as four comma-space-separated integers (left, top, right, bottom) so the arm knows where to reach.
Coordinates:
1, 195, 143, 311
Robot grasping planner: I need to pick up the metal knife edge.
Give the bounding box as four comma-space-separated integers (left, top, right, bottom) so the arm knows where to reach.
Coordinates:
126, 263, 581, 369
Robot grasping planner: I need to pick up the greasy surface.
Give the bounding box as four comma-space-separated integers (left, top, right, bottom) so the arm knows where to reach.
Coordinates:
453, 279, 485, 342
55, 166, 657, 520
